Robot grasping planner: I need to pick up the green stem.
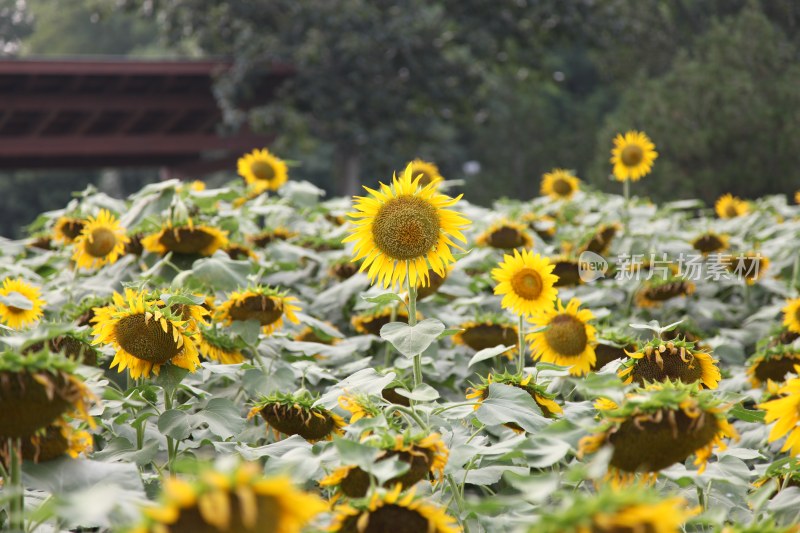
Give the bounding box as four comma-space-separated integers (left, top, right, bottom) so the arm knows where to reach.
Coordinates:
8, 437, 23, 532
446, 474, 470, 533
623, 178, 630, 203
383, 304, 398, 368
383, 405, 429, 431
516, 314, 525, 375
406, 266, 423, 388
164, 389, 176, 474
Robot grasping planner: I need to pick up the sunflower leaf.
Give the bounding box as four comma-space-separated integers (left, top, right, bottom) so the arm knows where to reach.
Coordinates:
158, 409, 192, 441
438, 328, 463, 339
474, 383, 548, 433
379, 318, 446, 358
468, 345, 516, 367
362, 292, 404, 305
0, 291, 33, 310
729, 404, 766, 423
394, 383, 440, 401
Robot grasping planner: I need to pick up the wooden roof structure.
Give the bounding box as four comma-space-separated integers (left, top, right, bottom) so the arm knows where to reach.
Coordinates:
0, 59, 290, 176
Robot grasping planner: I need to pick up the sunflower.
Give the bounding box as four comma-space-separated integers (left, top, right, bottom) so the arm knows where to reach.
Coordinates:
248, 392, 345, 442
581, 223, 619, 256
610, 130, 658, 182
224, 243, 258, 261
492, 249, 559, 316
416, 267, 449, 300
351, 305, 416, 336
404, 159, 444, 187
217, 286, 301, 335
125, 233, 145, 256
796, 191, 800, 205
71, 209, 129, 269
476, 219, 533, 250
197, 326, 245, 364
782, 298, 800, 335
331, 259, 362, 281
248, 227, 297, 247
723, 251, 769, 285
328, 485, 460, 533
338, 393, 382, 425
722, 523, 800, 533
466, 372, 562, 424
748, 334, 800, 387
527, 298, 596, 376
237, 148, 289, 193
521, 212, 557, 240
0, 277, 46, 329
343, 166, 470, 289
592, 331, 639, 371
619, 338, 720, 389
691, 231, 729, 256
21, 331, 100, 367
540, 168, 580, 200
134, 462, 325, 533
453, 318, 518, 357
715, 194, 749, 218
52, 216, 85, 244
550, 256, 581, 287
635, 278, 695, 308
91, 289, 201, 379
17, 420, 92, 463
579, 382, 738, 486
142, 222, 228, 256
758, 373, 800, 456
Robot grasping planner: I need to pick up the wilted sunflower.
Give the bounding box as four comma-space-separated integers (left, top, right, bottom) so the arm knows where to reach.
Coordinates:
0, 277, 46, 329
224, 242, 258, 261
635, 277, 695, 308
466, 372, 562, 424
532, 485, 698, 533
453, 317, 518, 356
91, 289, 201, 379
133, 462, 325, 533
237, 148, 289, 193
619, 338, 720, 389
691, 231, 729, 256
331, 259, 362, 281
72, 209, 129, 269
142, 221, 228, 256
581, 223, 619, 256
197, 326, 245, 365
217, 286, 301, 335
476, 219, 533, 250
492, 249, 559, 316
52, 216, 85, 244
748, 331, 800, 387
248, 392, 345, 442
610, 130, 658, 182
21, 330, 100, 367
715, 194, 749, 219
540, 168, 580, 200
782, 298, 800, 334
404, 159, 443, 187
343, 166, 470, 288
351, 305, 416, 336
527, 298, 596, 376
328, 485, 460, 533
592, 330, 639, 371
248, 227, 297, 247
758, 373, 800, 456
579, 382, 737, 485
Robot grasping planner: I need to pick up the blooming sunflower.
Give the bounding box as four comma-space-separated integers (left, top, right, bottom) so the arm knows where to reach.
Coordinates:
351, 305, 416, 336
13, 420, 93, 463
476, 219, 533, 250
237, 148, 289, 193
21, 330, 100, 367
453, 317, 518, 357
71, 209, 129, 269
328, 485, 460, 533
579, 382, 737, 486
551, 256, 582, 287
0, 277, 46, 329
715, 194, 749, 218
216, 286, 301, 335
52, 216, 85, 244
466, 372, 562, 425
635, 277, 695, 308
758, 373, 800, 456
91, 289, 201, 379
619, 338, 720, 389
610, 130, 658, 182
748, 333, 800, 387
782, 298, 800, 335
581, 223, 619, 256
338, 393, 382, 425
404, 159, 443, 187
527, 298, 596, 376
197, 326, 245, 364
540, 168, 580, 200
248, 392, 345, 442
133, 462, 325, 533
691, 231, 729, 256
343, 166, 470, 288
142, 222, 228, 256
492, 249, 559, 316
724, 251, 769, 285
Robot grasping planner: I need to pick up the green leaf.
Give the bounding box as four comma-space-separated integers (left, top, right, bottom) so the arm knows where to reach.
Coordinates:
158, 409, 192, 440
332, 437, 381, 471
468, 344, 515, 367
190, 253, 252, 291
437, 328, 463, 339
159, 293, 205, 306
192, 398, 245, 439
230, 319, 262, 345
156, 365, 188, 395
380, 318, 445, 358
730, 404, 765, 423
474, 383, 548, 433
362, 292, 404, 305
0, 291, 33, 310
394, 383, 440, 402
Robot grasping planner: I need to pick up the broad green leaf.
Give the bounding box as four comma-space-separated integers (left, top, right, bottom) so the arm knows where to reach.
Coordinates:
362, 292, 404, 305
192, 398, 245, 439
474, 383, 548, 433
468, 344, 515, 367
0, 291, 33, 310
393, 383, 440, 402
190, 253, 251, 291
730, 404, 765, 423
380, 318, 445, 358
158, 409, 192, 441
156, 365, 188, 395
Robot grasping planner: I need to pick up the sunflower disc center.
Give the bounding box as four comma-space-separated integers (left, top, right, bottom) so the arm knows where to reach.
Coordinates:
552, 177, 573, 196
229, 295, 283, 326
510, 268, 543, 300
488, 226, 525, 249
160, 228, 216, 255
621, 144, 644, 167
725, 205, 739, 218
694, 235, 724, 254
250, 161, 275, 182
372, 195, 440, 260
544, 314, 588, 356
86, 228, 117, 257
461, 324, 517, 351
353, 504, 430, 533
114, 313, 181, 364
63, 220, 85, 240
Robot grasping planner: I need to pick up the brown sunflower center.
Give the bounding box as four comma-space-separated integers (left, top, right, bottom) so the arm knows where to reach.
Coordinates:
510, 268, 544, 300
621, 145, 644, 167
487, 226, 527, 249
339, 448, 433, 498
753, 354, 800, 384
630, 350, 704, 386
159, 228, 217, 255
250, 161, 276, 182
544, 314, 588, 356
693, 234, 724, 254
553, 177, 573, 196
0, 371, 74, 439
461, 324, 517, 351
168, 492, 281, 533
591, 515, 658, 533
724, 204, 740, 218
259, 403, 335, 441
114, 313, 181, 364
372, 195, 440, 260
553, 260, 581, 287
228, 295, 284, 326
339, 505, 430, 533
62, 220, 85, 240
86, 228, 117, 258
642, 281, 693, 302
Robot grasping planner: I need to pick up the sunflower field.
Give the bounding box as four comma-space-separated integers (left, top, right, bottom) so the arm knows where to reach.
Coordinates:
1, 134, 800, 533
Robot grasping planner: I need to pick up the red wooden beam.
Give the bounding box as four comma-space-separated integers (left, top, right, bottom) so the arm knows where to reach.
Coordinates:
0, 93, 217, 110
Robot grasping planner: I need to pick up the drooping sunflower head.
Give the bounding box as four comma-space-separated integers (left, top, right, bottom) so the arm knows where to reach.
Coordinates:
404, 159, 443, 188
691, 231, 729, 256
551, 256, 582, 287
592, 330, 639, 371
492, 249, 559, 316
0, 277, 46, 329
52, 216, 86, 244
338, 393, 382, 425
71, 209, 129, 270
15, 420, 92, 463
619, 337, 720, 389
343, 166, 470, 289
142, 221, 228, 256
217, 286, 301, 335
581, 223, 620, 256
715, 193, 749, 219
748, 331, 800, 387
351, 305, 416, 336
476, 219, 533, 250
758, 374, 800, 457
527, 298, 596, 376
579, 381, 737, 485
237, 148, 289, 193
197, 326, 246, 365
330, 258, 362, 281
248, 227, 297, 248
91, 288, 201, 379
466, 371, 562, 422
248, 391, 345, 442
635, 277, 695, 308
752, 458, 800, 498
541, 168, 580, 200
224, 242, 258, 261
610, 130, 658, 182
724, 251, 769, 285
453, 316, 518, 356
328, 485, 461, 533
783, 298, 800, 335
135, 461, 326, 533
415, 266, 450, 300
21, 329, 100, 367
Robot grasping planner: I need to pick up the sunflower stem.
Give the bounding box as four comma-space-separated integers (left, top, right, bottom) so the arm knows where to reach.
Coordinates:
163, 388, 176, 475
446, 474, 470, 533
8, 437, 23, 532
516, 314, 526, 374
406, 267, 423, 389
383, 303, 398, 368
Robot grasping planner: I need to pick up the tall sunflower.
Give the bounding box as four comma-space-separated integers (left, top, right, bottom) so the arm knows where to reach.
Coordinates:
404, 159, 443, 187
618, 338, 720, 389
527, 298, 596, 375
476, 219, 533, 250
758, 374, 800, 456
216, 286, 301, 335
715, 193, 749, 218
0, 277, 46, 329
540, 168, 580, 200
783, 298, 800, 335
343, 166, 470, 288
492, 249, 559, 316
52, 216, 85, 244
237, 148, 289, 193
610, 130, 658, 182
142, 221, 228, 256
71, 209, 129, 269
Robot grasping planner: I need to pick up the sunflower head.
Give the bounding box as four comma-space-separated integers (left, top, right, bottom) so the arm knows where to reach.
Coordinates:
248, 227, 297, 247
691, 231, 729, 255
581, 223, 619, 256
592, 330, 639, 371
453, 316, 518, 356
715, 193, 749, 218
248, 391, 345, 442
0, 277, 46, 329
618, 337, 720, 389
540, 168, 580, 200
237, 148, 289, 193
404, 159, 443, 188
53, 216, 86, 244
635, 277, 695, 308
343, 166, 470, 289
197, 326, 246, 365
224, 242, 258, 261
466, 371, 562, 422
142, 221, 228, 256
783, 298, 800, 335
527, 298, 596, 376
610, 130, 658, 182
551, 256, 582, 287
521, 212, 557, 240
721, 523, 800, 533
22, 330, 100, 367
416, 267, 449, 300
724, 251, 769, 285
492, 249, 559, 316
476, 219, 533, 250
748, 330, 800, 387
72, 209, 129, 269
217, 286, 301, 335
330, 259, 362, 281
758, 374, 800, 456
351, 305, 416, 336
